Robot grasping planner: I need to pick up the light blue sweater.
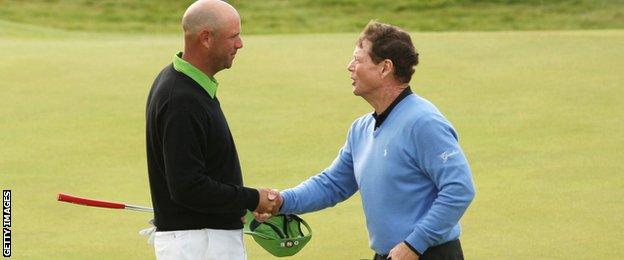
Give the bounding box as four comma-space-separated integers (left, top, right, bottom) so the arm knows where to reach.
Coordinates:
280, 94, 475, 255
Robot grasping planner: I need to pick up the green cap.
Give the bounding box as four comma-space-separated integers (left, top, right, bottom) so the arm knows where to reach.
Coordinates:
243, 211, 312, 257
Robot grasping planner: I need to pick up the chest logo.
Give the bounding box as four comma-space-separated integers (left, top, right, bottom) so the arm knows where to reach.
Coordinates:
383, 149, 388, 157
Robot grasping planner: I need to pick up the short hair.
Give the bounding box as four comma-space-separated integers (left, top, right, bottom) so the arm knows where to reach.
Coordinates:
181, 0, 222, 35
356, 21, 419, 84
182, 11, 219, 35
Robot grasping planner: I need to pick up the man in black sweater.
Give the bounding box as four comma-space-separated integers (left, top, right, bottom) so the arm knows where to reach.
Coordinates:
145, 1, 278, 259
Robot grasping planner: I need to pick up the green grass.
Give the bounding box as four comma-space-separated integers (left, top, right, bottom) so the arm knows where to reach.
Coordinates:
1, 21, 623, 258
0, 0, 623, 34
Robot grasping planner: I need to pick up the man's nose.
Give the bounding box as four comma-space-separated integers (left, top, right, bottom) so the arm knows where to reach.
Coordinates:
236, 38, 243, 49
347, 61, 354, 72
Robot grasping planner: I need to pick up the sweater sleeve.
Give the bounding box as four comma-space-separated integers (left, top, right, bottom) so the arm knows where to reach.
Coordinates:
404, 116, 476, 254
279, 129, 358, 214
161, 107, 259, 213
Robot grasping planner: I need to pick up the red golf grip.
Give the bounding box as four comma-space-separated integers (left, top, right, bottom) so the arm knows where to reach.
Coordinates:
57, 193, 125, 209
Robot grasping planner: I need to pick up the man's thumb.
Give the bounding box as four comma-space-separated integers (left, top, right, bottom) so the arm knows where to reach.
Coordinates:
267, 192, 277, 201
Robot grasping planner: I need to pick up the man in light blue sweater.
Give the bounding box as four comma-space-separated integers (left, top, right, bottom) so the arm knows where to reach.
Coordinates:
261, 21, 476, 260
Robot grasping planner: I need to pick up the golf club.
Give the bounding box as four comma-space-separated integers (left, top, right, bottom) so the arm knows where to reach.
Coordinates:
57, 193, 153, 213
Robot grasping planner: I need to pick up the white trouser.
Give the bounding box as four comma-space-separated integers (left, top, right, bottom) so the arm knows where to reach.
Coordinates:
154, 228, 246, 260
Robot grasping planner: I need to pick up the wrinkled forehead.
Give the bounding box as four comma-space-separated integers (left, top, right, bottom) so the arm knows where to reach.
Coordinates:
353, 40, 371, 57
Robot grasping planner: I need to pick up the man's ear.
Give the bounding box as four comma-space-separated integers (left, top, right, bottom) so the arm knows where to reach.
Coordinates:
381, 59, 394, 78
198, 29, 213, 49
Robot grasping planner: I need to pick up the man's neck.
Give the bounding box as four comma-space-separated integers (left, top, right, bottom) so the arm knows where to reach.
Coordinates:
182, 49, 217, 77
364, 83, 409, 115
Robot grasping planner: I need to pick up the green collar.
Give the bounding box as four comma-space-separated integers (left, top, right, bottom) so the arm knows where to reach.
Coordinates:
172, 52, 218, 99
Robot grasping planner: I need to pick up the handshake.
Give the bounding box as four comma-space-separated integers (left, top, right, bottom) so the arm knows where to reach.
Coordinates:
253, 188, 284, 222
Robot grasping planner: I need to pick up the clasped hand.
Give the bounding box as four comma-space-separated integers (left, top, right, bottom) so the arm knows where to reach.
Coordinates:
253, 188, 283, 222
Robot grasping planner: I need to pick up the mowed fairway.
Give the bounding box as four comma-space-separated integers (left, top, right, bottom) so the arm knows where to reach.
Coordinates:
1, 24, 623, 259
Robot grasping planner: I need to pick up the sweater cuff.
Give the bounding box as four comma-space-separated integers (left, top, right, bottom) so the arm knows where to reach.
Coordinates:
405, 227, 431, 255
241, 187, 259, 211
403, 241, 422, 256
278, 189, 294, 214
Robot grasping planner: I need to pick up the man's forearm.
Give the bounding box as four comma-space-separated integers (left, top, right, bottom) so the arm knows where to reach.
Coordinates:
405, 165, 475, 253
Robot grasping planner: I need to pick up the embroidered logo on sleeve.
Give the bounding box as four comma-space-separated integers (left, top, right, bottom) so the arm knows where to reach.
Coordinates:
439, 150, 459, 163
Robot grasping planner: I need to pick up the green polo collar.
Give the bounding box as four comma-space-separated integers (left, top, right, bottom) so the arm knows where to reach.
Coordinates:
173, 52, 218, 99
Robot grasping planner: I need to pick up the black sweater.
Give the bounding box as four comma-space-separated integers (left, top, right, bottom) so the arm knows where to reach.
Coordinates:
146, 64, 259, 231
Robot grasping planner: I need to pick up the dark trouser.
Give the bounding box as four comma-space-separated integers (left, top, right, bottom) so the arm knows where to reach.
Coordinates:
374, 239, 464, 260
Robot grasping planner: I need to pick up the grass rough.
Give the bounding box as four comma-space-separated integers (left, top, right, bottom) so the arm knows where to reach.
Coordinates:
0, 0, 622, 34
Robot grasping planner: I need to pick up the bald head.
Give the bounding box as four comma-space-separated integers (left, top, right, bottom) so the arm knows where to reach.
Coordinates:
180, 0, 243, 77
182, 0, 239, 35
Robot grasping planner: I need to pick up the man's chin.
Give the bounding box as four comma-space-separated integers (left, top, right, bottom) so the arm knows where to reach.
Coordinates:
225, 60, 234, 69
